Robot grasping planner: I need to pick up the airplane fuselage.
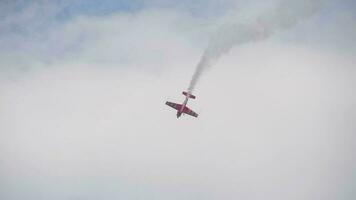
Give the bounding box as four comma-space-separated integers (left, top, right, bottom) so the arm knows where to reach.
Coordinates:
177, 97, 189, 118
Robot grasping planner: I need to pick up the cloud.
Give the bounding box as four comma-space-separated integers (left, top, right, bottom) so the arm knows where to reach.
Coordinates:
0, 0, 355, 199
0, 8, 207, 80
1, 43, 355, 200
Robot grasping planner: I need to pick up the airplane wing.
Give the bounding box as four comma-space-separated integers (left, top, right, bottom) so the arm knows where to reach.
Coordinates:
183, 107, 198, 118
165, 101, 182, 111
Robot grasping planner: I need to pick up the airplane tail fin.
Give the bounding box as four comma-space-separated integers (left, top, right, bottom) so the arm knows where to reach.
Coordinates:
182, 91, 196, 99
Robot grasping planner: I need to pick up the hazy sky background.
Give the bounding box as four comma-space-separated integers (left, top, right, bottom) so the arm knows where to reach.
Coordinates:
0, 0, 355, 199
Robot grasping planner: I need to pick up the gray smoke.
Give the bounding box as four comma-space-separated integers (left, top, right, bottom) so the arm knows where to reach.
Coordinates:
188, 0, 325, 92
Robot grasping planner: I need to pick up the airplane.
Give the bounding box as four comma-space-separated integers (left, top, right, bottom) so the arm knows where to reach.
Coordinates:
165, 91, 198, 118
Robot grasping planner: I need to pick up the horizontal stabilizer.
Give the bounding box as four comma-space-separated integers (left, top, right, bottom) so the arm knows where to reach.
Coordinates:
182, 91, 196, 99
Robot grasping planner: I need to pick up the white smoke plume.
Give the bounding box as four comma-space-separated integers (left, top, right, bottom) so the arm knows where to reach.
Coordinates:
188, 0, 325, 93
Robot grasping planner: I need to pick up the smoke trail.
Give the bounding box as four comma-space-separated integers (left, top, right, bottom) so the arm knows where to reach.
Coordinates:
188, 0, 325, 93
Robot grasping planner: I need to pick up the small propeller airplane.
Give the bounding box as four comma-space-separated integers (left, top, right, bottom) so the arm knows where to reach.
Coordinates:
165, 91, 198, 118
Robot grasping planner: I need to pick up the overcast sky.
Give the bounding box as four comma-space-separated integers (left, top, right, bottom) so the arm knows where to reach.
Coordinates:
0, 0, 355, 199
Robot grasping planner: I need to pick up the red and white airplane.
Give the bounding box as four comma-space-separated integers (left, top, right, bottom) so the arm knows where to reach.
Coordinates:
166, 91, 198, 118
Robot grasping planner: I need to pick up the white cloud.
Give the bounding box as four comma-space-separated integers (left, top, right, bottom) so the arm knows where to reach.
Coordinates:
1, 42, 355, 199
0, 1, 355, 199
